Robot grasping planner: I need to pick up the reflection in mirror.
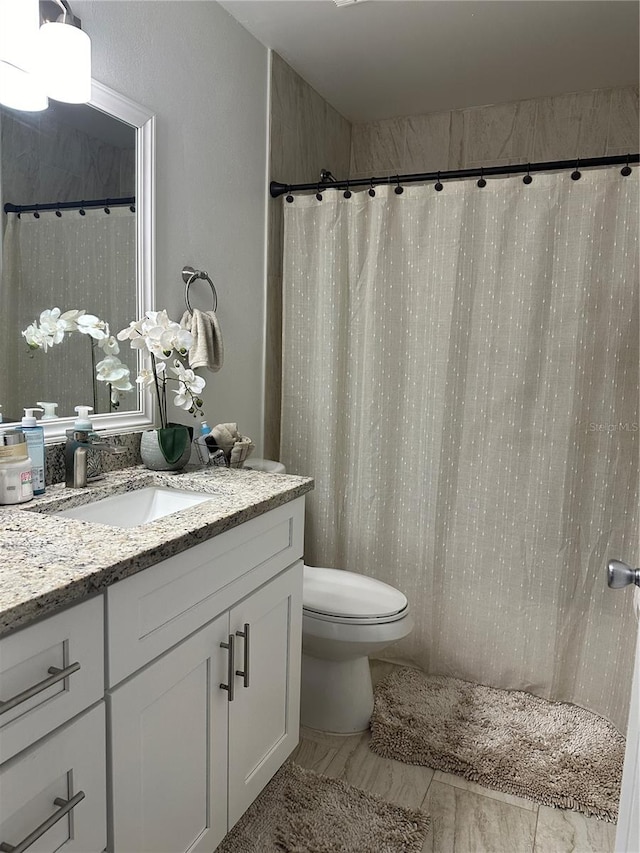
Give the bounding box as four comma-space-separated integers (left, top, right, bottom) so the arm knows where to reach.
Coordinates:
0, 82, 155, 438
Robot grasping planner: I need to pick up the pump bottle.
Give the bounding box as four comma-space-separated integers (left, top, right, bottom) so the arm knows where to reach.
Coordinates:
21, 407, 45, 495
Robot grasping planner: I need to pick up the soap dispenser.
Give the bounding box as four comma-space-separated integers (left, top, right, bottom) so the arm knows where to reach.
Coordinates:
37, 401, 59, 420
21, 407, 45, 495
64, 406, 94, 488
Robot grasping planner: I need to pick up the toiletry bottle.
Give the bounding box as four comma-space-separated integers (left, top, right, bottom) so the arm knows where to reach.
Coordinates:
200, 421, 211, 437
0, 430, 34, 505
21, 407, 45, 495
37, 401, 58, 420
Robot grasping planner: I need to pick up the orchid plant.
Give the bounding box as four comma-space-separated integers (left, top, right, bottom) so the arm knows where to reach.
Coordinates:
22, 308, 133, 406
117, 310, 206, 428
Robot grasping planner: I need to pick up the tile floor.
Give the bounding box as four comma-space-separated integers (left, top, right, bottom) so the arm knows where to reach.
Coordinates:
290, 662, 617, 853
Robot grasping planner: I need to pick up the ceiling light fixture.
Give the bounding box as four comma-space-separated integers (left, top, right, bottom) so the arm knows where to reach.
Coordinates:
0, 0, 91, 112
38, 0, 91, 104
334, 0, 370, 7
0, 0, 48, 111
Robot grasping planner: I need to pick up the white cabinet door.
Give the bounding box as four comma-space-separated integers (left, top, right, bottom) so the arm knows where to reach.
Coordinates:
227, 561, 303, 827
109, 614, 229, 853
0, 703, 106, 853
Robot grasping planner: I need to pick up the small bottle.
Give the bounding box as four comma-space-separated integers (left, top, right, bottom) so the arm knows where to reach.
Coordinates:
200, 421, 211, 437
21, 407, 45, 495
0, 430, 34, 505
37, 401, 59, 420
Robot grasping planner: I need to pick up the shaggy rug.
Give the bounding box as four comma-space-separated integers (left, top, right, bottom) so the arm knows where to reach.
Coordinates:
370, 667, 625, 822
214, 761, 430, 853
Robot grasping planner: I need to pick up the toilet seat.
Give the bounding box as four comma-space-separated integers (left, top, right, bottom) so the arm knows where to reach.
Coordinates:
303, 565, 409, 625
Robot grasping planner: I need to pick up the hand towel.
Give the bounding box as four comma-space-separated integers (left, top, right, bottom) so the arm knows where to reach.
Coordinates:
180, 309, 224, 372
212, 423, 254, 468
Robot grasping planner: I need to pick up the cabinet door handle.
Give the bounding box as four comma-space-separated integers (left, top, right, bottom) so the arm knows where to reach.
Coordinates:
0, 662, 81, 716
0, 790, 85, 853
235, 623, 250, 688
219, 634, 235, 702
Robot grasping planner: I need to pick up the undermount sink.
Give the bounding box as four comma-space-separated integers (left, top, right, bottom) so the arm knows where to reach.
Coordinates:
54, 486, 211, 528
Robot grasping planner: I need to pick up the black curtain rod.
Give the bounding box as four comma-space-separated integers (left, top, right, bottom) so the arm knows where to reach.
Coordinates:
4, 196, 136, 215
270, 154, 639, 198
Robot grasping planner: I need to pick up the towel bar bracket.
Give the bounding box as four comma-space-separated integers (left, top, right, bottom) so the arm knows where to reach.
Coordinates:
182, 265, 218, 314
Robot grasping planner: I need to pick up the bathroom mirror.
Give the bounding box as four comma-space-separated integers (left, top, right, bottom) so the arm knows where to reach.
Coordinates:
0, 81, 155, 440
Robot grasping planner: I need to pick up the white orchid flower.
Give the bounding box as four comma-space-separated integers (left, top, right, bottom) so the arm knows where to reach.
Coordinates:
60, 309, 85, 331
98, 335, 120, 355
77, 314, 109, 341
135, 361, 166, 388
171, 361, 205, 394
117, 318, 144, 341
38, 308, 67, 346
22, 323, 46, 349
95, 355, 133, 387
173, 383, 192, 410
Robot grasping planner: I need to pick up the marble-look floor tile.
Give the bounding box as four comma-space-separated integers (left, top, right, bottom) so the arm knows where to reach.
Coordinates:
422, 781, 537, 853
533, 805, 616, 853
290, 735, 340, 775
433, 770, 538, 812
328, 730, 434, 810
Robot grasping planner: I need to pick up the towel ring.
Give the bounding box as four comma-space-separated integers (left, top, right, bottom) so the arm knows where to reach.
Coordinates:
182, 265, 218, 314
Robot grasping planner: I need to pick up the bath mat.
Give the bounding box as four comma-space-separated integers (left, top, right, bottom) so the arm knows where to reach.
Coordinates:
370, 667, 625, 822
214, 761, 430, 853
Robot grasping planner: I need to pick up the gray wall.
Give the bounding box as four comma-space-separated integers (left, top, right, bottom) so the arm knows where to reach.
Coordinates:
74, 0, 269, 451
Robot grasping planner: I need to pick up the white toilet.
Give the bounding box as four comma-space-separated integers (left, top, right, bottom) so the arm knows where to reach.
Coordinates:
301, 565, 413, 733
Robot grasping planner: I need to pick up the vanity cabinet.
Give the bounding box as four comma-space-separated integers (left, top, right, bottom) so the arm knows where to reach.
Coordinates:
0, 494, 305, 853
107, 496, 305, 853
109, 565, 302, 853
0, 704, 107, 853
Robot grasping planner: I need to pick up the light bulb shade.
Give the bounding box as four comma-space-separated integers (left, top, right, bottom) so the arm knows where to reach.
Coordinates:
0, 0, 40, 71
0, 62, 48, 111
38, 21, 91, 103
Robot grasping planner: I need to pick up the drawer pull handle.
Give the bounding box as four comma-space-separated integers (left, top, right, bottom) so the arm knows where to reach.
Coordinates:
219, 634, 235, 702
0, 790, 85, 853
235, 622, 250, 688
0, 662, 81, 716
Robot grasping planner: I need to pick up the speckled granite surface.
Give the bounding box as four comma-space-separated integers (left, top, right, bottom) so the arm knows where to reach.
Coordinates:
0, 466, 313, 637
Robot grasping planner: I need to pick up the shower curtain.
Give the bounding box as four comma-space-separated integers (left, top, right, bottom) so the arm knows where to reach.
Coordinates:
281, 169, 639, 731
1, 207, 136, 420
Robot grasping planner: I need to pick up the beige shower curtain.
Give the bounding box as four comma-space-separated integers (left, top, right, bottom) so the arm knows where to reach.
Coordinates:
1, 207, 136, 419
281, 170, 639, 731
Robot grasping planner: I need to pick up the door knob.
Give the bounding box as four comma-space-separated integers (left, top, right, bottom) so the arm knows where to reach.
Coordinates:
607, 559, 640, 589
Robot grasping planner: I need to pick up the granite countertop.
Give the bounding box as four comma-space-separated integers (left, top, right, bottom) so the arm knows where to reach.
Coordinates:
0, 466, 314, 637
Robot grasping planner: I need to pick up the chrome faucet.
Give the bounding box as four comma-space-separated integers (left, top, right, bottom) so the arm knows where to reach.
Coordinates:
64, 429, 126, 488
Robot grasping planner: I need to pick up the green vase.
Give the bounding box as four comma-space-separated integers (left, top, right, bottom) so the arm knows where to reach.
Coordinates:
140, 425, 192, 471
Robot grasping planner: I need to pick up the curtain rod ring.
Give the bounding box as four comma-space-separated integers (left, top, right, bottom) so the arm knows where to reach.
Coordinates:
343, 180, 352, 199
368, 179, 376, 198
477, 168, 486, 188
621, 154, 632, 177
523, 164, 533, 185
315, 182, 323, 201
395, 174, 404, 195
435, 171, 443, 191
571, 159, 582, 181
285, 186, 294, 203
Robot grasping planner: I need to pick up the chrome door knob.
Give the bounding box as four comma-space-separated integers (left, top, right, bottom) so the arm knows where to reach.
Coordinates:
607, 559, 640, 589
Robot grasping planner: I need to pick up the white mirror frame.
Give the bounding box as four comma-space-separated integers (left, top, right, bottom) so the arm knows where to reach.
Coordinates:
30, 80, 156, 442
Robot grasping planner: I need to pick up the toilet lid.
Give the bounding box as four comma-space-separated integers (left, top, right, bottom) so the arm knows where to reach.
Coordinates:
303, 565, 408, 619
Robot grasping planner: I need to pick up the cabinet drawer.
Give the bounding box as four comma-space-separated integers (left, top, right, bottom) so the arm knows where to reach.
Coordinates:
0, 703, 106, 853
0, 596, 104, 764
107, 497, 304, 686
